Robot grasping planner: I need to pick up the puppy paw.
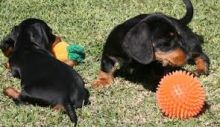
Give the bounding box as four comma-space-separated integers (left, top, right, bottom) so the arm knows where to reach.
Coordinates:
195, 69, 209, 76
53, 104, 65, 112
92, 71, 113, 88
93, 78, 112, 88
195, 57, 209, 76
3, 87, 20, 99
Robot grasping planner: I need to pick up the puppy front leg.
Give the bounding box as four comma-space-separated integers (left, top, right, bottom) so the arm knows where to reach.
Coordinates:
10, 65, 20, 79
93, 55, 116, 87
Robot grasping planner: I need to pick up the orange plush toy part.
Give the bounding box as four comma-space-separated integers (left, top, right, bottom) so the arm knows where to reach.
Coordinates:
52, 39, 69, 62
51, 37, 85, 67
156, 71, 205, 119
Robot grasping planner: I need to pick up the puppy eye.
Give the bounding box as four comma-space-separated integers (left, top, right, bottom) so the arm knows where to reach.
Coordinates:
163, 42, 171, 47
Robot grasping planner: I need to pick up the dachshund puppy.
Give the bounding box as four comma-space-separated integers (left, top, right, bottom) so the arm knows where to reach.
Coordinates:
0, 18, 77, 67
94, 0, 210, 87
0, 18, 90, 125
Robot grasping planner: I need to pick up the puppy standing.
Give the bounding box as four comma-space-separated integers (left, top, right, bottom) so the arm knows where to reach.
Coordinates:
0, 18, 90, 125
94, 0, 210, 87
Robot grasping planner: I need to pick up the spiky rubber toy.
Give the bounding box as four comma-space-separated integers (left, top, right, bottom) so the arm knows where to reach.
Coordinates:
156, 71, 205, 119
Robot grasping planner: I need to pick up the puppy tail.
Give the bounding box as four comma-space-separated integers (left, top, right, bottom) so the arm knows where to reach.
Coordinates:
64, 103, 78, 127
180, 0, 194, 25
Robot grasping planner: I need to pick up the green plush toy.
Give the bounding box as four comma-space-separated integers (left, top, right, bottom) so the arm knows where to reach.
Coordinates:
67, 44, 85, 63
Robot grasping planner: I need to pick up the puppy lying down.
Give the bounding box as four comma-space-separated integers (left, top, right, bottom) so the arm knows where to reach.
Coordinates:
0, 18, 90, 125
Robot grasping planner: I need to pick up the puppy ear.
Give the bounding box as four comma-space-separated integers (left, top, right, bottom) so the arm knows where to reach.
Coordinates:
11, 26, 20, 40
122, 22, 153, 64
28, 23, 55, 50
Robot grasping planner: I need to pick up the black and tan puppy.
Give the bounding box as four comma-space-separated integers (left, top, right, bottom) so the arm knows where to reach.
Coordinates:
0, 18, 90, 125
93, 0, 210, 87
0, 18, 77, 67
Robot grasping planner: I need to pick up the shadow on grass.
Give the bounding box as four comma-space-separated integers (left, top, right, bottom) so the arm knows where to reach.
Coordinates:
114, 61, 182, 92
196, 101, 210, 117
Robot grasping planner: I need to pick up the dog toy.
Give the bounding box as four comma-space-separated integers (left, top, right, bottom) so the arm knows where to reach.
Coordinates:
156, 70, 205, 119
52, 40, 85, 64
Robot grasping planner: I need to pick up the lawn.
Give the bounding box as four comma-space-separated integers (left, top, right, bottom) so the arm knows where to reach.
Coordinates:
0, 0, 220, 126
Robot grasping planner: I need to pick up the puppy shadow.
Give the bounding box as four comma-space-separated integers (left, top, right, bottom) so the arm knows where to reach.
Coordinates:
12, 97, 51, 108
197, 101, 210, 117
114, 62, 182, 92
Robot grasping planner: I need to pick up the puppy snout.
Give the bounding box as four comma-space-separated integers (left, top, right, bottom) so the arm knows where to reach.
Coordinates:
155, 48, 187, 66
171, 48, 187, 66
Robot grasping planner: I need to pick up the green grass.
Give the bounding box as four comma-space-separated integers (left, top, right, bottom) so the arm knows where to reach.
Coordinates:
0, 0, 220, 126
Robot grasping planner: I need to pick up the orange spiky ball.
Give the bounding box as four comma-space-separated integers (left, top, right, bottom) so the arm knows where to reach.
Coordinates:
156, 71, 205, 119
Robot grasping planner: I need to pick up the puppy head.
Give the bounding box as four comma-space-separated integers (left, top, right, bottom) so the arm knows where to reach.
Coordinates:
0, 36, 14, 57
0, 27, 19, 57
122, 14, 187, 67
14, 18, 56, 51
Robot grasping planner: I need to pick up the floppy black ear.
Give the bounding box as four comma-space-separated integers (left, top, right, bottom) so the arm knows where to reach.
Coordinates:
122, 22, 153, 64
11, 26, 20, 39
27, 23, 51, 50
